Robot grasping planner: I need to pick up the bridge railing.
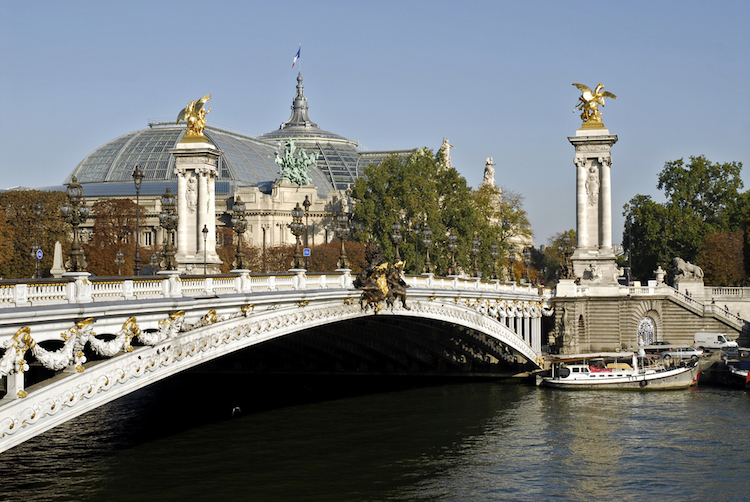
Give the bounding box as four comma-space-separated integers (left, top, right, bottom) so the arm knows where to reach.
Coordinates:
0, 271, 547, 309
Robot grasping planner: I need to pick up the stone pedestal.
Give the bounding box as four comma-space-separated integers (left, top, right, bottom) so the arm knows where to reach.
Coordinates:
568, 127, 618, 283
674, 279, 705, 301
170, 139, 223, 274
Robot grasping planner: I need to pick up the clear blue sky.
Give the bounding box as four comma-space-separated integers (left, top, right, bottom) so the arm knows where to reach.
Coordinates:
1, 0, 748, 245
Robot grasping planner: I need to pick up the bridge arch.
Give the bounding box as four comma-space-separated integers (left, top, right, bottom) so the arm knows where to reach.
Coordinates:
0, 292, 542, 453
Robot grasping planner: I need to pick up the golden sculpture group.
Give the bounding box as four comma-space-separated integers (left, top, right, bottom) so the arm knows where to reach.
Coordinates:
176, 94, 211, 137
573, 83, 616, 126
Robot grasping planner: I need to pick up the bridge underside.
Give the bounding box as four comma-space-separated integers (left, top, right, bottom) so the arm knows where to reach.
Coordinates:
196, 316, 534, 378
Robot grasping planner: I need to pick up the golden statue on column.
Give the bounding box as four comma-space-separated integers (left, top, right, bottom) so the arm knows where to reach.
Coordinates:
573, 83, 616, 127
176, 94, 211, 137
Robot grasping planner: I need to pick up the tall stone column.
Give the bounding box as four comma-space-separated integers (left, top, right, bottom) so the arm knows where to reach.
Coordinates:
175, 167, 188, 259
170, 139, 223, 274
568, 128, 618, 283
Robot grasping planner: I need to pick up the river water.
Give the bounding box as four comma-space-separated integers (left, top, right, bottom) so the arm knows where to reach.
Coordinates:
1, 373, 748, 502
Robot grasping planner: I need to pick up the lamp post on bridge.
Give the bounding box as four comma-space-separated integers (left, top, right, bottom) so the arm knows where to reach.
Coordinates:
523, 247, 531, 284
391, 221, 402, 263
508, 244, 517, 284
448, 230, 458, 275
158, 187, 178, 271
289, 202, 305, 270
33, 199, 43, 279
61, 176, 90, 273
491, 242, 499, 280
336, 212, 350, 270
231, 196, 248, 270
115, 250, 125, 276
471, 235, 481, 278
202, 225, 209, 275
132, 165, 144, 276
422, 225, 432, 274
303, 195, 311, 270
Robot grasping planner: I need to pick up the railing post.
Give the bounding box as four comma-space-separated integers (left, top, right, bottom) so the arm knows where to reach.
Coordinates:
123, 280, 134, 300
293, 270, 306, 290
204, 277, 213, 295
12, 284, 28, 306
320, 274, 327, 289
70, 273, 92, 303
4, 372, 24, 400
339, 270, 353, 289
269, 275, 276, 291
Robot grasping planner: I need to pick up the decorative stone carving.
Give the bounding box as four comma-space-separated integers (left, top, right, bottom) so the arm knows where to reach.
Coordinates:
186, 174, 197, 213
482, 157, 496, 187
585, 166, 599, 205
673, 257, 704, 280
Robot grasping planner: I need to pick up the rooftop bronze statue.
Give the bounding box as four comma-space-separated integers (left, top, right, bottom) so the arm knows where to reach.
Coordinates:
573, 83, 616, 125
176, 94, 211, 137
274, 140, 317, 186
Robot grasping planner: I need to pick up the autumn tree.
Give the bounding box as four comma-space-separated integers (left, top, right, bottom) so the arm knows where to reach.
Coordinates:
0, 190, 68, 279
83, 198, 144, 276
698, 231, 744, 286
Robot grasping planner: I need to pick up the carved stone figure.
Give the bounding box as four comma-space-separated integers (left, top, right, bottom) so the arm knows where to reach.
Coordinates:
186, 175, 197, 213
585, 166, 599, 205
588, 263, 602, 282
483, 157, 496, 187
673, 257, 704, 280
176, 94, 211, 137
573, 83, 616, 124
440, 138, 454, 170
274, 140, 318, 186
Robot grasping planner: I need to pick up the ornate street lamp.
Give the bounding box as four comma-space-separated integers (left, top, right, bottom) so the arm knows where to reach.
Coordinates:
391, 221, 402, 262
158, 187, 178, 271
202, 225, 209, 274
448, 231, 458, 275
523, 247, 532, 283
422, 226, 433, 274
150, 251, 160, 275
336, 212, 350, 269
491, 242, 499, 280
115, 250, 125, 276
302, 195, 311, 270
471, 235, 481, 277
132, 165, 144, 276
231, 196, 248, 270
61, 176, 90, 273
33, 199, 43, 278
508, 244, 517, 283
261, 223, 270, 272
289, 202, 305, 270
559, 234, 573, 279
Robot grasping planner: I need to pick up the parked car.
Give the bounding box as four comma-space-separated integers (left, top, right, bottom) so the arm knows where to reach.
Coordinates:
661, 347, 703, 361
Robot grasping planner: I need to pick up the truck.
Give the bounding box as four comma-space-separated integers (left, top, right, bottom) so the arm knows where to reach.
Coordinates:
694, 332, 738, 350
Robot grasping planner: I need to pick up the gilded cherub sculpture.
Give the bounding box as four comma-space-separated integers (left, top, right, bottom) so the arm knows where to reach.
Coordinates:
573, 83, 616, 125
176, 94, 211, 137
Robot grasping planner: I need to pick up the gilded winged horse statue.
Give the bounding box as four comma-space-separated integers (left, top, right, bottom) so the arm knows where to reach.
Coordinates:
176, 94, 211, 137
573, 83, 616, 125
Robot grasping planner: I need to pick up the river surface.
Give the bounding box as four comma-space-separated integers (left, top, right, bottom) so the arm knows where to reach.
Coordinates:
1, 373, 748, 502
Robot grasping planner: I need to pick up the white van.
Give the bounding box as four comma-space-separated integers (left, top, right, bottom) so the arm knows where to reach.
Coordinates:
694, 332, 738, 349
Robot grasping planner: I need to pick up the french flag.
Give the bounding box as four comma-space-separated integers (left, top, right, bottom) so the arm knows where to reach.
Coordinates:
292, 47, 300, 68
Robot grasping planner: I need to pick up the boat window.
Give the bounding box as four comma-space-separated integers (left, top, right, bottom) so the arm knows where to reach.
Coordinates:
572, 368, 580, 373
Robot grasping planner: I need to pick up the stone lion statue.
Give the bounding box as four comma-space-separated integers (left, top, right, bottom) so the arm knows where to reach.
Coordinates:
673, 257, 704, 280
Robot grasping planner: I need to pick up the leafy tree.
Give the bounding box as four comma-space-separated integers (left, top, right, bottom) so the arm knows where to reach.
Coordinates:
623, 156, 743, 283
0, 190, 68, 279
539, 230, 576, 288
351, 148, 531, 277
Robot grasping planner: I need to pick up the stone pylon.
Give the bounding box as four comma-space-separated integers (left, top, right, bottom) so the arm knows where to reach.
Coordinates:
170, 138, 223, 274
568, 126, 618, 284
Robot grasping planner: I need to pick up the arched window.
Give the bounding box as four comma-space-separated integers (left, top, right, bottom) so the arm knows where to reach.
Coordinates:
638, 317, 656, 345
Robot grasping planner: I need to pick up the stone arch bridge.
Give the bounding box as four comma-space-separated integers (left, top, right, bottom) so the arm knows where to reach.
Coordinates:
0, 271, 548, 453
